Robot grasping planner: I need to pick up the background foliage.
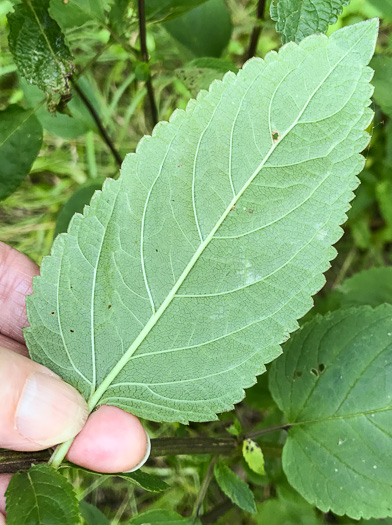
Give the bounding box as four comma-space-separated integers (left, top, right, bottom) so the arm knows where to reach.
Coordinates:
0, 0, 391, 523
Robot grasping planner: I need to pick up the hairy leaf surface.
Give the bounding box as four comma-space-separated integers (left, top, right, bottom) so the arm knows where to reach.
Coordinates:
26, 20, 377, 424
271, 0, 350, 43
269, 305, 392, 519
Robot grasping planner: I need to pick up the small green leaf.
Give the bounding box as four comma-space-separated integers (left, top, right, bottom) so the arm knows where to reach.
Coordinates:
225, 415, 242, 436
128, 509, 197, 524
7, 0, 73, 99
79, 501, 110, 525
49, 0, 106, 30
5, 464, 81, 525
242, 439, 265, 475
270, 0, 350, 43
269, 305, 392, 519
55, 182, 104, 237
370, 55, 392, 117
0, 105, 43, 200
65, 465, 169, 493
116, 470, 169, 492
214, 462, 256, 514
164, 0, 232, 57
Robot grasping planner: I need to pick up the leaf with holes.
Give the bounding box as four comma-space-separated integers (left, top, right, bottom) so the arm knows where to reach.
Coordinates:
25, 21, 377, 427
271, 0, 350, 44
269, 305, 392, 519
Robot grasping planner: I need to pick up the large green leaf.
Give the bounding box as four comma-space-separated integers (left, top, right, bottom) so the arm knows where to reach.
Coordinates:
7, 0, 73, 98
269, 305, 392, 519
0, 105, 43, 200
5, 464, 81, 525
25, 20, 377, 425
271, 0, 350, 44
164, 0, 232, 57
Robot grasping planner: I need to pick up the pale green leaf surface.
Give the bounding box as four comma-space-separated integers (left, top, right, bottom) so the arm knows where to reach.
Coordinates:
7, 0, 74, 97
5, 464, 81, 525
214, 462, 257, 514
269, 305, 392, 519
25, 20, 377, 424
271, 0, 350, 43
0, 105, 43, 200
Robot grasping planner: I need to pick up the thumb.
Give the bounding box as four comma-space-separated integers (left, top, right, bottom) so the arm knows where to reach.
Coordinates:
0, 346, 88, 451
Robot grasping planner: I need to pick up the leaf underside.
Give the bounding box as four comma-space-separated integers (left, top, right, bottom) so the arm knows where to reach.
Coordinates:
25, 20, 377, 424
271, 0, 350, 44
269, 305, 392, 519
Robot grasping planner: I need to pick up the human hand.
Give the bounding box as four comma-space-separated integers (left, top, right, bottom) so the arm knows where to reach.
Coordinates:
0, 242, 150, 523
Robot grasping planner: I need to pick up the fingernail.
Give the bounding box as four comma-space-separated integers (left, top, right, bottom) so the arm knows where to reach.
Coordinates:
124, 430, 151, 473
15, 372, 88, 447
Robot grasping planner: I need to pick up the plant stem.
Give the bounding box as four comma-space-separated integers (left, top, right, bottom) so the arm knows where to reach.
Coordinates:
70, 76, 122, 167
0, 432, 284, 473
193, 456, 218, 518
137, 0, 158, 126
246, 0, 267, 60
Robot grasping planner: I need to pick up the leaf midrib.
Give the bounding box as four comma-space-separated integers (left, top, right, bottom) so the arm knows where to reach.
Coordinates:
86, 30, 367, 412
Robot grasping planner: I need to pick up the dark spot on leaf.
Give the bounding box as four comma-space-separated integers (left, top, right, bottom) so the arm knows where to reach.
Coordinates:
246, 445, 249, 451
108, 305, 112, 309
294, 370, 302, 378
310, 368, 319, 377
318, 363, 326, 373
178, 164, 183, 168
156, 249, 159, 252
51, 311, 55, 315
250, 447, 254, 452
70, 329, 74, 333
248, 209, 253, 214
272, 131, 280, 142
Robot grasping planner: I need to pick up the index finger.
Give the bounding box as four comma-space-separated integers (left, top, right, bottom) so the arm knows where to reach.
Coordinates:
0, 242, 39, 343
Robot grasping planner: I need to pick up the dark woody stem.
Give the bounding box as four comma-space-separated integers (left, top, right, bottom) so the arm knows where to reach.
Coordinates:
0, 431, 285, 474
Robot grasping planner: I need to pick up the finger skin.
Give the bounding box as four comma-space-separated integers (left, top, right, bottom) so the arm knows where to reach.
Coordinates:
67, 405, 149, 473
0, 347, 87, 451
0, 242, 39, 343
